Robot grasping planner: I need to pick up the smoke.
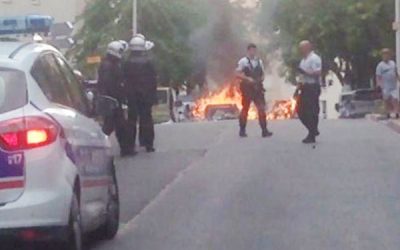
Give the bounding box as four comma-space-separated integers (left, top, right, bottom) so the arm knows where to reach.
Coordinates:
188, 0, 295, 101
256, 0, 280, 35
189, 0, 246, 89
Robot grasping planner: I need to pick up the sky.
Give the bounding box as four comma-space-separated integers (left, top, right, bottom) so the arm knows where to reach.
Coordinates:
231, 0, 259, 8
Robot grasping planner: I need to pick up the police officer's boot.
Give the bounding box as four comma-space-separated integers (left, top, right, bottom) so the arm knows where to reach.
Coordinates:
260, 119, 273, 138
146, 146, 156, 153
120, 148, 137, 157
239, 128, 248, 138
262, 129, 273, 138
302, 134, 316, 144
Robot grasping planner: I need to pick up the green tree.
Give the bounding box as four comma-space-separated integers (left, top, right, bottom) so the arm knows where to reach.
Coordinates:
258, 0, 395, 89
73, 0, 246, 90
73, 0, 207, 88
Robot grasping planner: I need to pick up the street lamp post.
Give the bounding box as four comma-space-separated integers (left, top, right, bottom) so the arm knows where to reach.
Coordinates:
133, 0, 137, 35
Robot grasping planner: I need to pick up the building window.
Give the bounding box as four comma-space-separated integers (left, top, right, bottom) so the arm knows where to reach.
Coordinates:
32, 0, 40, 5
2, 0, 12, 3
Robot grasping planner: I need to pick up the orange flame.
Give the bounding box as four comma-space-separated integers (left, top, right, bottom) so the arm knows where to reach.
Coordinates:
193, 84, 297, 121
192, 84, 258, 120
266, 99, 297, 120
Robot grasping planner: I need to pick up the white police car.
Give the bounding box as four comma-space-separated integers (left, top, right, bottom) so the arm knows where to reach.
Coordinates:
0, 41, 119, 249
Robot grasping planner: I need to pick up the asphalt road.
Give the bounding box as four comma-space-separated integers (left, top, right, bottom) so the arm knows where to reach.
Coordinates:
90, 119, 400, 250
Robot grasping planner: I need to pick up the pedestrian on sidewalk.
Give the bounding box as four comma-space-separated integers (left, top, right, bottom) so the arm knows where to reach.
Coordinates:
235, 43, 273, 138
376, 48, 400, 119
295, 40, 322, 144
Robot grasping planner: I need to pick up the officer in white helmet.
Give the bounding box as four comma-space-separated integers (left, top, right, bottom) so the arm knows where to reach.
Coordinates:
98, 40, 134, 156
123, 35, 157, 153
129, 34, 155, 51
119, 40, 129, 53
129, 35, 146, 51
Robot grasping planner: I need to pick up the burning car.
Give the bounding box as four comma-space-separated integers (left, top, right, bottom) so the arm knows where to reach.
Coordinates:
205, 104, 239, 121
192, 84, 297, 121
193, 84, 258, 121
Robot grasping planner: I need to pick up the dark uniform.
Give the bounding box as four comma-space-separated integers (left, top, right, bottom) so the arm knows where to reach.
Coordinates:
98, 54, 131, 153
296, 84, 321, 136
238, 57, 270, 136
123, 51, 157, 152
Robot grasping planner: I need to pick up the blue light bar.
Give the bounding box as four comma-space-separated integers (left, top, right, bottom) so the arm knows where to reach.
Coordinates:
0, 15, 54, 35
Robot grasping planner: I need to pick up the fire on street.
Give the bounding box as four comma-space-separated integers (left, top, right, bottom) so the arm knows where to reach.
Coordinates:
192, 84, 297, 121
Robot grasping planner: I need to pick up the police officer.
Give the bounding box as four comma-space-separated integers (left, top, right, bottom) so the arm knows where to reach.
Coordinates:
296, 40, 322, 144
123, 35, 157, 153
236, 43, 273, 138
98, 41, 134, 156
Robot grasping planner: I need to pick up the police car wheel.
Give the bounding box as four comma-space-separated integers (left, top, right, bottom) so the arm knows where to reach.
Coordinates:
61, 192, 83, 250
97, 165, 120, 240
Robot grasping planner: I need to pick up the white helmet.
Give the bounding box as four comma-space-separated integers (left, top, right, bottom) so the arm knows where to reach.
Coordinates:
145, 41, 155, 50
135, 33, 146, 40
106, 41, 125, 59
129, 35, 146, 51
136, 34, 155, 50
118, 40, 129, 52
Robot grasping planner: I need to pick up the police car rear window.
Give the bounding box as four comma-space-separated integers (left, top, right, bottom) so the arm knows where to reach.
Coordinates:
0, 68, 27, 114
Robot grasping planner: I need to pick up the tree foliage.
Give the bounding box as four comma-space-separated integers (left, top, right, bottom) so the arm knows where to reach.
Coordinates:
73, 0, 245, 89
73, 0, 206, 87
258, 0, 395, 88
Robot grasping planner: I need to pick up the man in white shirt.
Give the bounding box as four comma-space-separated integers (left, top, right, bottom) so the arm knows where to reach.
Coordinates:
296, 40, 322, 144
236, 43, 273, 138
376, 48, 399, 119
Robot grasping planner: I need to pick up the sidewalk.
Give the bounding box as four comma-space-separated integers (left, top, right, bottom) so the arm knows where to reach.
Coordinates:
367, 114, 400, 133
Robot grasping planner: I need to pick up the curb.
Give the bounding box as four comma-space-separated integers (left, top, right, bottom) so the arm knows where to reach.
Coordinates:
387, 120, 400, 134
367, 114, 400, 134
366, 114, 384, 121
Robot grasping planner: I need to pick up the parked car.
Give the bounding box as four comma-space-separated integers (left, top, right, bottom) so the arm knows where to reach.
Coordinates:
174, 95, 195, 122
0, 42, 119, 249
335, 89, 382, 118
153, 87, 177, 123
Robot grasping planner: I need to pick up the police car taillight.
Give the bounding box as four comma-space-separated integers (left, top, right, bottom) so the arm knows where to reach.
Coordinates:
0, 116, 58, 151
